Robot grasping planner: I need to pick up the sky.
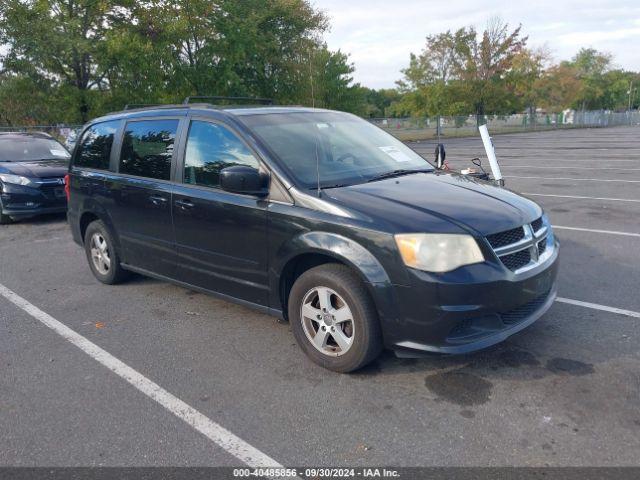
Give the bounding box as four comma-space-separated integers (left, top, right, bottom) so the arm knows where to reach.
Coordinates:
313, 0, 640, 89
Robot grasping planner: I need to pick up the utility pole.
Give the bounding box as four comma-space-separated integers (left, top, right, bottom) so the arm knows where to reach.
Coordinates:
628, 81, 634, 112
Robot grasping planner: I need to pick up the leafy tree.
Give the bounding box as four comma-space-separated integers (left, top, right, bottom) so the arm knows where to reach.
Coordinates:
302, 47, 365, 112
0, 0, 125, 122
0, 74, 59, 125
563, 48, 612, 110
0, 0, 363, 124
358, 88, 402, 117
396, 18, 527, 117
536, 64, 583, 112
507, 47, 550, 115
453, 18, 527, 116
600, 70, 637, 110
397, 30, 469, 90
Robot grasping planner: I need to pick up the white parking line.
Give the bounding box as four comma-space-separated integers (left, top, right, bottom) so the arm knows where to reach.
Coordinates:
523, 193, 640, 203
552, 225, 640, 237
503, 166, 640, 171
506, 176, 640, 183
0, 283, 282, 468
556, 297, 640, 319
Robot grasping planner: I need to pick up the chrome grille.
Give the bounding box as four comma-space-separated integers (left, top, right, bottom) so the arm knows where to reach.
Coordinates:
40, 184, 66, 201
486, 226, 525, 249
531, 217, 543, 233
486, 217, 551, 273
501, 249, 531, 271
537, 239, 547, 256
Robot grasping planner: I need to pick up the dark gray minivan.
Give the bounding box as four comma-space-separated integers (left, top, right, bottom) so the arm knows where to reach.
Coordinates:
67, 103, 559, 372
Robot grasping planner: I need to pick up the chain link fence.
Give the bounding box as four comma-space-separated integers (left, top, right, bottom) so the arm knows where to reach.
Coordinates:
0, 124, 83, 151
370, 110, 640, 141
2, 110, 639, 147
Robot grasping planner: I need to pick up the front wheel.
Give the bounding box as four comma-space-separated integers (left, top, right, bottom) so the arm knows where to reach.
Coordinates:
288, 264, 383, 373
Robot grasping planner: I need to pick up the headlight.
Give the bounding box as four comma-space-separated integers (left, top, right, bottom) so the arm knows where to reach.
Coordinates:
0, 174, 34, 186
395, 233, 484, 273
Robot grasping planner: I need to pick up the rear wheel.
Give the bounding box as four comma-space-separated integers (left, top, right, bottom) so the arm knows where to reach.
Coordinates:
288, 264, 383, 373
84, 220, 129, 284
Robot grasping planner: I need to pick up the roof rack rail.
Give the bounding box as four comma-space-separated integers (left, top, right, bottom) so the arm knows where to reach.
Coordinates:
182, 96, 275, 106
123, 103, 164, 110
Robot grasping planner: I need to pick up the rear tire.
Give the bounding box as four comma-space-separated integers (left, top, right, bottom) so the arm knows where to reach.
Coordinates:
288, 264, 383, 373
84, 220, 129, 284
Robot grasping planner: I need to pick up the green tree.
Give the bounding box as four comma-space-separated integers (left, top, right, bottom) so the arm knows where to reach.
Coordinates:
536, 63, 583, 112
563, 48, 612, 110
453, 18, 527, 116
0, 74, 59, 125
507, 47, 550, 115
358, 88, 402, 117
397, 18, 527, 117
0, 0, 124, 122
1, 0, 365, 124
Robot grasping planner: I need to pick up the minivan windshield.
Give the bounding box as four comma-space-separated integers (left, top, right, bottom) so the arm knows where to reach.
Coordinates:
240, 112, 433, 189
0, 136, 70, 162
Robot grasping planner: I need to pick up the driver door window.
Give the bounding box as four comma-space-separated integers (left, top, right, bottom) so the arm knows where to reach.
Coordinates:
183, 121, 260, 188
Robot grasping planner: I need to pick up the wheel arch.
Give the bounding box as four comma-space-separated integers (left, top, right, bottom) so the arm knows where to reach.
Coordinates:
274, 232, 395, 323
78, 204, 122, 255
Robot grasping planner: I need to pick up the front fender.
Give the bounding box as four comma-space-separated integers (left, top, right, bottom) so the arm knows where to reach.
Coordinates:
275, 231, 391, 285
272, 231, 401, 333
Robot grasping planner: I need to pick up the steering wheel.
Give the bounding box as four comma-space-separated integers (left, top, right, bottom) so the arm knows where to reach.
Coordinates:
335, 153, 357, 163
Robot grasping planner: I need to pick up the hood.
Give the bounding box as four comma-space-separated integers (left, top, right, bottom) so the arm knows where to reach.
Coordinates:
323, 172, 542, 236
0, 159, 69, 179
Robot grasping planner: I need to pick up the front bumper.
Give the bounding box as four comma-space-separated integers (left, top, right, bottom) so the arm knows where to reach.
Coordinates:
385, 239, 559, 356
1, 182, 67, 219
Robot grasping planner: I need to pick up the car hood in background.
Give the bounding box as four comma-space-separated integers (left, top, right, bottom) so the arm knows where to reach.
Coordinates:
323, 172, 542, 236
0, 159, 69, 179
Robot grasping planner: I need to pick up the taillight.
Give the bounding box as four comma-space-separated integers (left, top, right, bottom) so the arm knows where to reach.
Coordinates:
64, 174, 70, 201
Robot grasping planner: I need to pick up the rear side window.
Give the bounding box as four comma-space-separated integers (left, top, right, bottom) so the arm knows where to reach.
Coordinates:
74, 121, 119, 169
183, 121, 260, 188
119, 119, 179, 180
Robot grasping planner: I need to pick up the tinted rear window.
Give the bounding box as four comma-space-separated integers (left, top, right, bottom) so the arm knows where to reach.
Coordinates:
0, 136, 70, 162
119, 120, 179, 180
74, 121, 119, 170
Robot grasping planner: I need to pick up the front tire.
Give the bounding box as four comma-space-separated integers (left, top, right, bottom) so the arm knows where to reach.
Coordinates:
288, 264, 383, 373
84, 220, 129, 284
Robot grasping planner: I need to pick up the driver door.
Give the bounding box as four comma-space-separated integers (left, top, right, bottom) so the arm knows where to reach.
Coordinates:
172, 118, 269, 306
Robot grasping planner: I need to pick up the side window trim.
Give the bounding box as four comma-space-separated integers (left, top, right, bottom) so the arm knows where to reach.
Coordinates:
115, 116, 185, 182
72, 119, 121, 172
108, 120, 125, 172
178, 116, 266, 188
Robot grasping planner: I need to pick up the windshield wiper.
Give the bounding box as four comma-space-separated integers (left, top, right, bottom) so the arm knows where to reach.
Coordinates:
316, 182, 353, 189
366, 169, 432, 183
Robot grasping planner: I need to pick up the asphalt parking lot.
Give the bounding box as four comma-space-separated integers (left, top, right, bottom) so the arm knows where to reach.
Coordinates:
1, 126, 639, 467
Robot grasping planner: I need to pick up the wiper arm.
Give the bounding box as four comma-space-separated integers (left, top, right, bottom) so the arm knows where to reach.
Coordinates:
367, 169, 431, 183
321, 183, 352, 189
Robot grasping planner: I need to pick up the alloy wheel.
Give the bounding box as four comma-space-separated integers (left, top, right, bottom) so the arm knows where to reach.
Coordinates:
300, 286, 355, 357
90, 232, 111, 275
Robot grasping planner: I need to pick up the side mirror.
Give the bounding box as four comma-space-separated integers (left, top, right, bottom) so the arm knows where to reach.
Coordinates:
219, 165, 269, 196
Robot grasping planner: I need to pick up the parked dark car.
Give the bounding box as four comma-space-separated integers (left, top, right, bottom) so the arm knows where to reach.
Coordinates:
66, 104, 559, 372
0, 132, 70, 224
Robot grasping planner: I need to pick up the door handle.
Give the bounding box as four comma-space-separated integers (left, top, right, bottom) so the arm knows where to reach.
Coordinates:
149, 195, 168, 206
175, 198, 195, 210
